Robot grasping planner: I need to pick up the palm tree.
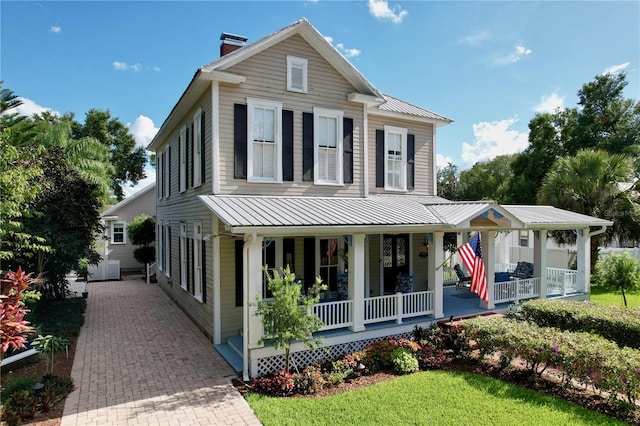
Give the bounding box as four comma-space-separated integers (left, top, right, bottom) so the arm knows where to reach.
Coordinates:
538, 149, 640, 265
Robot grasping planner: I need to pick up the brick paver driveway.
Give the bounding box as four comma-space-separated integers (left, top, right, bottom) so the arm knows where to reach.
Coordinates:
61, 279, 260, 425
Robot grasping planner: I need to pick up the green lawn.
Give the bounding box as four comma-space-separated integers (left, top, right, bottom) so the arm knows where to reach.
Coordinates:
246, 370, 625, 426
590, 285, 640, 308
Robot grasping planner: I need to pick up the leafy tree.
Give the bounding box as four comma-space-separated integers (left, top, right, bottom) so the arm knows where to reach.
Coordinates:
0, 83, 36, 146
128, 215, 156, 279
254, 267, 326, 372
458, 155, 514, 203
437, 163, 459, 200
78, 109, 147, 201
594, 252, 640, 307
538, 150, 640, 265
509, 73, 640, 204
5, 148, 103, 299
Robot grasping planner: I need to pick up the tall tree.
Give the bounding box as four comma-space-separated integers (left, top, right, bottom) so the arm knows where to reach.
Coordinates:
458, 155, 514, 203
437, 163, 459, 200
509, 73, 639, 204
538, 150, 640, 264
79, 109, 147, 200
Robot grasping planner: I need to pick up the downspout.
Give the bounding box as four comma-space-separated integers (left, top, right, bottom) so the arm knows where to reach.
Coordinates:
589, 225, 607, 237
242, 232, 256, 381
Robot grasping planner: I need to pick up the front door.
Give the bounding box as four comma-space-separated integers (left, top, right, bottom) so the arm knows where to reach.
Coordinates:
383, 234, 410, 294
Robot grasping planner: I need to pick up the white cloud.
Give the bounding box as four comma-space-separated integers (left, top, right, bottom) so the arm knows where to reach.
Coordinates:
50, 25, 61, 34
324, 36, 333, 44
336, 43, 361, 58
461, 118, 529, 165
122, 169, 156, 198
458, 31, 490, 47
492, 45, 532, 66
436, 153, 454, 169
127, 115, 159, 149
12, 97, 60, 118
534, 93, 565, 114
602, 62, 630, 75
112, 61, 142, 72
368, 0, 408, 24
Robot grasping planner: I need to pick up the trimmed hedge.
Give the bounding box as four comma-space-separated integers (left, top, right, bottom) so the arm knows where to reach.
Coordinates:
462, 317, 640, 404
519, 299, 640, 349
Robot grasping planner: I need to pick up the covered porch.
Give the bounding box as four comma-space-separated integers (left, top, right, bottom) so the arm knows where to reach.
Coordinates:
199, 194, 611, 378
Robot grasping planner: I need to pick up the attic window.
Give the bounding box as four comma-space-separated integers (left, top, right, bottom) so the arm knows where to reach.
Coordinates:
287, 55, 307, 93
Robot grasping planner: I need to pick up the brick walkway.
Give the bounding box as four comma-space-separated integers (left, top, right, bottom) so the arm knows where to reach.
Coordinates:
61, 279, 261, 425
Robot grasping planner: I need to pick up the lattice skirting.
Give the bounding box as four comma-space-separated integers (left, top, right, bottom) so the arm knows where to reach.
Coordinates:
256, 331, 413, 377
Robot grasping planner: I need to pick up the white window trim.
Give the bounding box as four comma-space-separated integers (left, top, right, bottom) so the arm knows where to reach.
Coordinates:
384, 125, 408, 192
180, 223, 188, 290
287, 55, 308, 93
313, 107, 344, 186
110, 222, 127, 245
193, 108, 202, 188
193, 222, 203, 302
164, 224, 171, 277
163, 145, 170, 198
179, 125, 187, 193
247, 98, 283, 183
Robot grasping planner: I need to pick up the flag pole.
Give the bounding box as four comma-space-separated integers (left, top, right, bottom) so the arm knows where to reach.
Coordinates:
435, 232, 476, 271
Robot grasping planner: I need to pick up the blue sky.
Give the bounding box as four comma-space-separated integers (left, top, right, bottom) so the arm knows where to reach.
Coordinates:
2, 1, 638, 196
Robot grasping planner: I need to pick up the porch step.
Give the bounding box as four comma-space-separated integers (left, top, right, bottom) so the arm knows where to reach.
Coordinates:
214, 342, 242, 373
228, 335, 243, 357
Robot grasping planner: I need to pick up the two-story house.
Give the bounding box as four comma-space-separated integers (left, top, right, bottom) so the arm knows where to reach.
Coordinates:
147, 18, 611, 379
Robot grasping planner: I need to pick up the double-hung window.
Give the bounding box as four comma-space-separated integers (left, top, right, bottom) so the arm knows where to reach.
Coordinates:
247, 98, 282, 182
384, 125, 407, 191
317, 237, 341, 293
314, 107, 343, 185
193, 109, 202, 187
180, 223, 187, 290
111, 222, 126, 244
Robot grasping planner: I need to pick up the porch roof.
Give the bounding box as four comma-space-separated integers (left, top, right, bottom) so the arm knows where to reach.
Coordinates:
198, 194, 612, 235
198, 194, 448, 234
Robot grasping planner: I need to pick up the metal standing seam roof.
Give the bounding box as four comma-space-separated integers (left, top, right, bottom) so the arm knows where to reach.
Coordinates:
199, 195, 444, 228
503, 205, 613, 227
378, 93, 453, 123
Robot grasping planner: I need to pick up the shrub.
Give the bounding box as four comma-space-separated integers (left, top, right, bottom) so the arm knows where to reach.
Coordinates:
520, 299, 640, 349
1, 377, 39, 402
412, 324, 445, 349
250, 370, 295, 397
595, 252, 640, 297
292, 366, 325, 395
358, 338, 419, 371
27, 297, 86, 339
416, 343, 448, 369
390, 348, 419, 374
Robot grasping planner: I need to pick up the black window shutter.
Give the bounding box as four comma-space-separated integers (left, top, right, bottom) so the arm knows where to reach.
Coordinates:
178, 234, 182, 286
302, 112, 314, 181
186, 126, 191, 188
168, 147, 171, 196
375, 129, 384, 188
282, 110, 294, 181
167, 227, 171, 272
201, 110, 206, 184
407, 134, 415, 190
201, 240, 207, 303
303, 237, 315, 293
190, 122, 195, 188
190, 239, 195, 295
159, 153, 164, 197
234, 104, 247, 179
343, 117, 353, 184
186, 238, 191, 293
235, 240, 243, 307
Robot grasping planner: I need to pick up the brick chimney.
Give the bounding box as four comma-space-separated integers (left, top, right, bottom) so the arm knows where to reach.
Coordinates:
220, 32, 248, 56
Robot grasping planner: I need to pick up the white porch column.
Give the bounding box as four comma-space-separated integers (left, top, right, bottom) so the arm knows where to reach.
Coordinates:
427, 232, 444, 319
350, 234, 366, 332
245, 235, 264, 349
480, 231, 496, 310
534, 230, 548, 299
212, 219, 221, 344
576, 228, 591, 294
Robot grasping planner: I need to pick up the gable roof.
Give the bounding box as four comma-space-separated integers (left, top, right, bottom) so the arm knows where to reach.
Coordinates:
101, 183, 156, 218
148, 18, 452, 151
503, 205, 613, 229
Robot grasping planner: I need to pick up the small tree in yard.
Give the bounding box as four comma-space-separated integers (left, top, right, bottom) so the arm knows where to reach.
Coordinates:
1, 268, 35, 363
594, 252, 640, 307
127, 215, 155, 280
254, 266, 327, 372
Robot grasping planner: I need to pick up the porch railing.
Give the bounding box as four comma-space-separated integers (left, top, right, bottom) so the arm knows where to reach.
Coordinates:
493, 277, 541, 304
546, 268, 578, 295
363, 290, 434, 325
313, 300, 353, 331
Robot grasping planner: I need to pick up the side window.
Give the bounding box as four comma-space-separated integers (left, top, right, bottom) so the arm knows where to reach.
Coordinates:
287, 55, 308, 93
247, 98, 283, 182
313, 108, 344, 185
111, 222, 126, 244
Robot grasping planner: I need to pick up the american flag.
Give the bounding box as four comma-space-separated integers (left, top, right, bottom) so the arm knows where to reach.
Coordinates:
458, 233, 488, 303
